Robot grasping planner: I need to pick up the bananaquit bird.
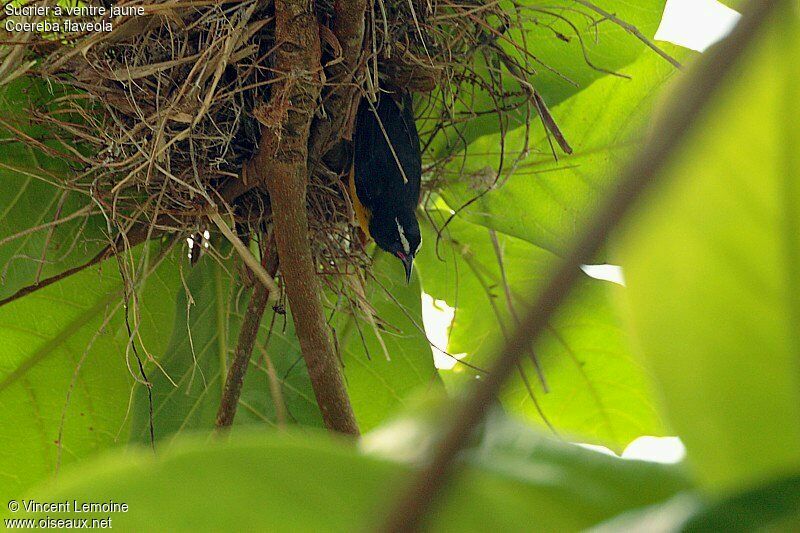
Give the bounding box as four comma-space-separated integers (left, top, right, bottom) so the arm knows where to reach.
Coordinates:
350, 93, 422, 283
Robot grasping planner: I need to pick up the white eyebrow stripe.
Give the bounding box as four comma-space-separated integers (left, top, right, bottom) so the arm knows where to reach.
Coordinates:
395, 217, 410, 255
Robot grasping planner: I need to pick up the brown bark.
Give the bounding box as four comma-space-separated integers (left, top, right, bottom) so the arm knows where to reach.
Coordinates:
223, 0, 368, 204
246, 0, 359, 435
215, 282, 270, 429
308, 0, 368, 159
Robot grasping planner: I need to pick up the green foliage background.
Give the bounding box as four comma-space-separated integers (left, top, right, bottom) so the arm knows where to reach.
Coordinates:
2, 1, 799, 530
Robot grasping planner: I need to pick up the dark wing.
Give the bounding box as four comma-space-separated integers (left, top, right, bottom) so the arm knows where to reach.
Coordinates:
353, 93, 422, 212
353, 98, 386, 210
395, 92, 422, 209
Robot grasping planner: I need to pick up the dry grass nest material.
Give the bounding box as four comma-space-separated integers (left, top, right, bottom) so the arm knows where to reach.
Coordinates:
1, 0, 632, 291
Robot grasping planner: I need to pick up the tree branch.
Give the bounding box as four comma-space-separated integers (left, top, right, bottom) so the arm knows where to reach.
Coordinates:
381, 1, 780, 530
572, 0, 683, 69
0, 223, 153, 308
209, 211, 280, 302
308, 0, 368, 159
215, 281, 270, 429
222, 0, 368, 204
245, 0, 359, 435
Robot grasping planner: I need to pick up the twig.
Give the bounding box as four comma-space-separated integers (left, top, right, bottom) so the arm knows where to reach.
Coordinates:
0, 251, 107, 308
209, 211, 280, 302
0, 224, 152, 308
125, 292, 155, 451
264, 352, 287, 428
571, 0, 684, 70
215, 282, 270, 428
380, 1, 779, 530
532, 90, 572, 156
488, 229, 547, 392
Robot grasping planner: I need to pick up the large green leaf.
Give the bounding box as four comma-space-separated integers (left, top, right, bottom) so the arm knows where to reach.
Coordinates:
591, 475, 800, 532
516, 0, 670, 104
0, 79, 106, 299
130, 256, 323, 443
423, 0, 671, 158
0, 246, 178, 497
619, 13, 800, 491
21, 414, 689, 531
438, 44, 687, 256
130, 250, 440, 440
0, 79, 191, 494
417, 210, 662, 449
679, 475, 800, 532
336, 254, 441, 432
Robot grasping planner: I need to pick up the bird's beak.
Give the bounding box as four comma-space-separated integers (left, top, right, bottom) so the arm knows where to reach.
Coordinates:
397, 252, 414, 284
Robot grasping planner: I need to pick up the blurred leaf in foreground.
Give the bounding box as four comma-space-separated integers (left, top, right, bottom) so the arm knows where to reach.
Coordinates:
591, 475, 800, 532
619, 10, 800, 492
25, 405, 689, 531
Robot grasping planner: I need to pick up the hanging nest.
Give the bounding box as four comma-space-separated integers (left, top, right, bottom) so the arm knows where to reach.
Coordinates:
0, 0, 591, 295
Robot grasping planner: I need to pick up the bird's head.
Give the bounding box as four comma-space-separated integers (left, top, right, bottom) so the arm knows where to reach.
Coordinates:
370, 210, 421, 283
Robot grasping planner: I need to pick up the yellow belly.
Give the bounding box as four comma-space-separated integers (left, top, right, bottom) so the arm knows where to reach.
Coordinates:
348, 167, 372, 238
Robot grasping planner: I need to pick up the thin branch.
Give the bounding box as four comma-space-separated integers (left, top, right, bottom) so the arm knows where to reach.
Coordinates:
0, 203, 94, 248
264, 351, 288, 428
215, 282, 270, 429
0, 224, 152, 308
488, 229, 547, 392
532, 90, 572, 157
381, 1, 779, 530
209, 211, 280, 302
571, 0, 683, 70
0, 251, 106, 308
